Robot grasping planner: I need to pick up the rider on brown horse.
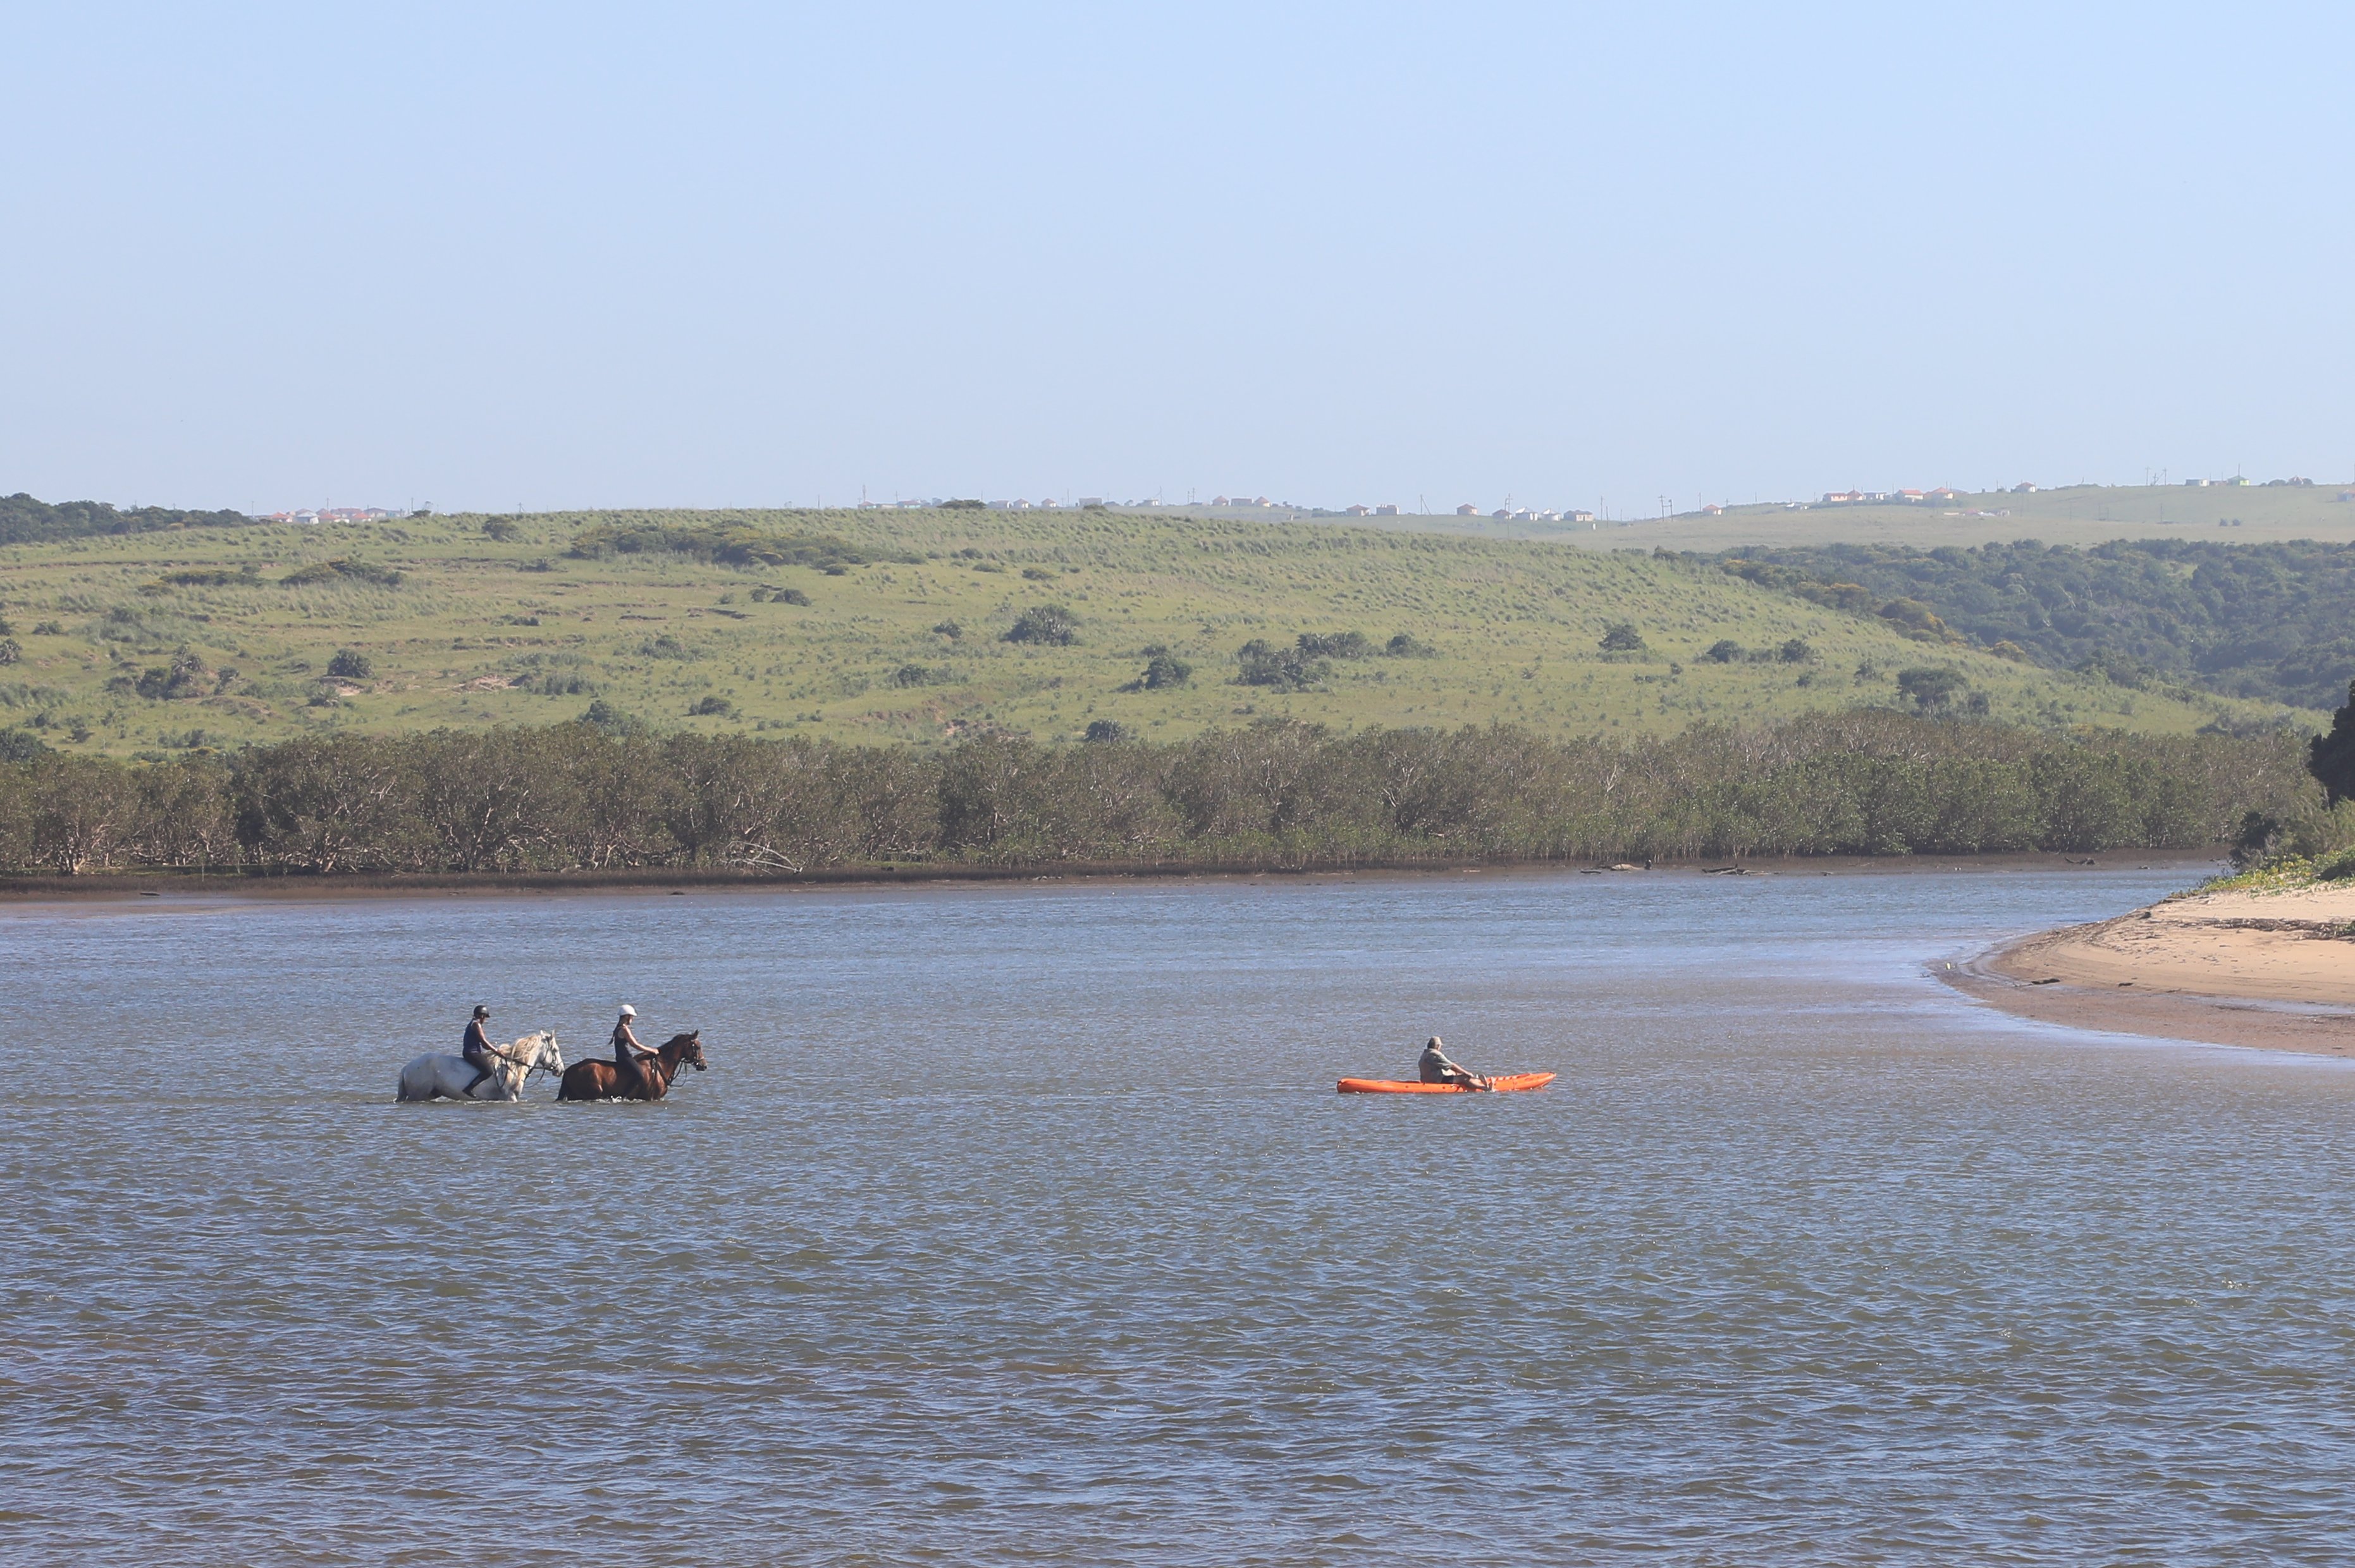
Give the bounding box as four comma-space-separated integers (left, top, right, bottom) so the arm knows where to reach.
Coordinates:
612, 1005, 653, 1094
559, 1024, 706, 1101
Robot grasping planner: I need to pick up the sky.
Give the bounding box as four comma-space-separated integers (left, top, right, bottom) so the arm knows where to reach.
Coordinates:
5, 1, 2353, 516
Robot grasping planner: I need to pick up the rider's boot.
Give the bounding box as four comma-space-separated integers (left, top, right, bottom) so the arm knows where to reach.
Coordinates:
464, 1067, 491, 1098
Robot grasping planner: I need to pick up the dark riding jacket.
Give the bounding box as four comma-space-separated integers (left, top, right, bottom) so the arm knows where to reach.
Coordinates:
462, 1019, 494, 1070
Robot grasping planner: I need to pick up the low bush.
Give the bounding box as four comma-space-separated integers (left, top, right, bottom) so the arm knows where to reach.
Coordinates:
1236, 640, 1331, 691
1137, 649, 1193, 690
326, 649, 374, 681
1297, 630, 1374, 659
1005, 605, 1079, 646
281, 560, 403, 588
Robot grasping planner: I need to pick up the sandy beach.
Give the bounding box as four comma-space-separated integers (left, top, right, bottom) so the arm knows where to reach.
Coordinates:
1950, 879, 2355, 1055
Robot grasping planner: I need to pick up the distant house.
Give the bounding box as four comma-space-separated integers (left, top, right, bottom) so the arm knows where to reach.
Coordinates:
2184, 478, 2210, 487
1492, 508, 1513, 519
1372, 504, 1399, 515
2012, 482, 2038, 493
1701, 503, 1724, 515
1926, 487, 1962, 502
1456, 503, 1480, 515
1822, 490, 1864, 504
1897, 489, 1926, 503
1344, 505, 1370, 517
1566, 509, 1595, 523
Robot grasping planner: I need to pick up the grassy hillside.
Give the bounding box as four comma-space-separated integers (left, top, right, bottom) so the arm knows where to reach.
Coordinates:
1355, 482, 2355, 553
0, 505, 2291, 758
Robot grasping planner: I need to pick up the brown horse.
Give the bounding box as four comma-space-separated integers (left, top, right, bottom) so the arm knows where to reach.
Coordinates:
558, 1030, 708, 1102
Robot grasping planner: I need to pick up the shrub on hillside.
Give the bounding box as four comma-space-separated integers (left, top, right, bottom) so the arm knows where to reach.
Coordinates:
567, 521, 890, 570
1137, 649, 1193, 690
1599, 623, 1647, 653
1236, 640, 1331, 691
1896, 666, 1967, 711
579, 699, 648, 736
282, 559, 403, 588
1385, 633, 1437, 658
326, 649, 374, 681
1083, 720, 1133, 743
1005, 605, 1079, 646
1297, 630, 1374, 659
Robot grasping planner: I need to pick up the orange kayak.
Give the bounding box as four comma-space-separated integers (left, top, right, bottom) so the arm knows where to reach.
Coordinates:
1336, 1072, 1555, 1095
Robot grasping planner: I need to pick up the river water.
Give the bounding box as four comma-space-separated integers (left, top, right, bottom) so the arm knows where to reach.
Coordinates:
7, 866, 2355, 1565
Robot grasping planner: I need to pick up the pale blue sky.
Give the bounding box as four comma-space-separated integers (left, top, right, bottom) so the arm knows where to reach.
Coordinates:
5, 2, 2351, 515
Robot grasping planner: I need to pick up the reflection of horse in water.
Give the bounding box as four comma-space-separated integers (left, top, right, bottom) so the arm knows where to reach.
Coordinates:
558, 1031, 707, 1102
397, 1031, 565, 1102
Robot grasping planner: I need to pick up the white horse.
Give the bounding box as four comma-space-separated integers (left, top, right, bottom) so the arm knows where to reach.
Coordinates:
397, 1031, 564, 1103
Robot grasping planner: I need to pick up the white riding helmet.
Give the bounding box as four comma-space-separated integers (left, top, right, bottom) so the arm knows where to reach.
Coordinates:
619, 1004, 637, 1017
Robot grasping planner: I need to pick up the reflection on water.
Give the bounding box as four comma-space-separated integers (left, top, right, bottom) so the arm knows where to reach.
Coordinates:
7, 866, 2355, 1565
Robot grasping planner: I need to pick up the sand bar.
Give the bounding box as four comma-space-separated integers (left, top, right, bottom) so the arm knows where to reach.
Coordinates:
1950, 881, 2355, 1056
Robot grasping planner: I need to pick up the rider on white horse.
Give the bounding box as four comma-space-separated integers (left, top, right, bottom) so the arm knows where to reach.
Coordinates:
461, 1005, 496, 1096
397, 1027, 562, 1102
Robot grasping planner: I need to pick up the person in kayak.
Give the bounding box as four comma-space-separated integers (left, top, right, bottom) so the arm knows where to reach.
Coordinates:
460, 1005, 497, 1096
1417, 1035, 1492, 1091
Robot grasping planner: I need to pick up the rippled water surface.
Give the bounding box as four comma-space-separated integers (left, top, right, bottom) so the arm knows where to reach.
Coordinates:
8, 867, 2355, 1564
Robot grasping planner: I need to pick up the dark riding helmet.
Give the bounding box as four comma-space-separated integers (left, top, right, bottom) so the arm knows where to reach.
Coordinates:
473, 1005, 490, 1019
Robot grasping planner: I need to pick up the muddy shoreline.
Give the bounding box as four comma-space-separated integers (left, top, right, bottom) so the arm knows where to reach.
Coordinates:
0, 849, 2223, 903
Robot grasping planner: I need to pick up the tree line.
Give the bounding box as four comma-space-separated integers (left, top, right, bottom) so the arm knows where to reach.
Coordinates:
0, 491, 254, 548
0, 711, 2320, 878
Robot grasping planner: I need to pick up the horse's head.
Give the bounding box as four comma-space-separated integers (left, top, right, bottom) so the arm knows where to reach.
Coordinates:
536, 1032, 565, 1075
667, 1029, 708, 1072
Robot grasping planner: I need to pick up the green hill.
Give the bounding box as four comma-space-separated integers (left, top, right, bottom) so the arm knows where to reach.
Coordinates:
1676, 538, 2355, 710
0, 501, 2294, 758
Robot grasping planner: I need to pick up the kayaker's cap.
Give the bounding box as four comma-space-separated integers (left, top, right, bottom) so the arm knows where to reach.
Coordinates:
473, 1005, 489, 1019
619, 1004, 636, 1017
